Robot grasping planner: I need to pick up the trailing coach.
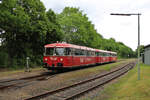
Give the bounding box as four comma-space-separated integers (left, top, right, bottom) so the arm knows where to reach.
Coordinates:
43, 42, 117, 70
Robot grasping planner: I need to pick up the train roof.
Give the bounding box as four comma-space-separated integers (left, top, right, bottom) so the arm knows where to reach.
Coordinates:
110, 51, 117, 54
45, 43, 94, 51
45, 42, 117, 54
95, 49, 117, 54
45, 43, 72, 48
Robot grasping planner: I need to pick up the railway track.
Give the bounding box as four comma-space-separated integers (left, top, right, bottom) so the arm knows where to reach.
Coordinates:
0, 63, 114, 91
0, 72, 56, 90
25, 62, 136, 100
0, 60, 126, 91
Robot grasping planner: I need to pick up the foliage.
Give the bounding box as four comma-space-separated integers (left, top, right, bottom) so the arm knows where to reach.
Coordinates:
0, 1, 136, 69
0, 48, 9, 68
135, 45, 145, 56
57, 7, 103, 48
0, 0, 62, 67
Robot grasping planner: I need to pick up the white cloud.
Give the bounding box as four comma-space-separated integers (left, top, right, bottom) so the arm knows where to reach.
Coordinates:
41, 0, 150, 50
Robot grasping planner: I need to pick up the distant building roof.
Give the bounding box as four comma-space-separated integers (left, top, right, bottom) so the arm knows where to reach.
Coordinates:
144, 44, 150, 49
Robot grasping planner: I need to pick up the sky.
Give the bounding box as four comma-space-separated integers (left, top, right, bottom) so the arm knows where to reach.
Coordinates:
41, 0, 150, 50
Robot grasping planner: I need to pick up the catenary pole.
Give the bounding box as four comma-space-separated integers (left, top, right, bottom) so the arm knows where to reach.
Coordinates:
110, 13, 141, 80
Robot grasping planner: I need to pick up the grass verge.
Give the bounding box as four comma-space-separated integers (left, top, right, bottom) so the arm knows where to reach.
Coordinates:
0, 67, 43, 77
93, 63, 150, 100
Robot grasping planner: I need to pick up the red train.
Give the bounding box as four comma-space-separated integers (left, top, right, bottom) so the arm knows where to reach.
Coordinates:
43, 42, 117, 70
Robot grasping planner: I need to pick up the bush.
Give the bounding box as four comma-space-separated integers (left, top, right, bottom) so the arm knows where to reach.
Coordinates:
0, 50, 9, 68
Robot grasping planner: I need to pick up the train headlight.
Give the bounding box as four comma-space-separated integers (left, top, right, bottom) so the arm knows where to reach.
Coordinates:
60, 58, 63, 61
45, 58, 48, 61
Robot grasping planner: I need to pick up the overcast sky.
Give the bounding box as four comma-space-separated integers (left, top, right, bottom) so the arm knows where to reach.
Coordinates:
41, 0, 150, 50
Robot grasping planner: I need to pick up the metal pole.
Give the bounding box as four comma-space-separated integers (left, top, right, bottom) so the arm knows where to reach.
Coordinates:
26, 57, 30, 72
138, 14, 140, 80
110, 13, 141, 80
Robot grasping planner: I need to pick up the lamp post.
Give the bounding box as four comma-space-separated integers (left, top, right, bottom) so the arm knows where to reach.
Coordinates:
110, 13, 141, 80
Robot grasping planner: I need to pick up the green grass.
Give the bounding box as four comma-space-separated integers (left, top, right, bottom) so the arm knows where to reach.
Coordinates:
93, 63, 150, 100
0, 67, 43, 77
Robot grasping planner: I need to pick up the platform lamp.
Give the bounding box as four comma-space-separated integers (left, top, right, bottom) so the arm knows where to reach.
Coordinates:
110, 13, 141, 80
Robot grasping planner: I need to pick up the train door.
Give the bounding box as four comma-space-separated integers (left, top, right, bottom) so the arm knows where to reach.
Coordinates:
72, 48, 80, 67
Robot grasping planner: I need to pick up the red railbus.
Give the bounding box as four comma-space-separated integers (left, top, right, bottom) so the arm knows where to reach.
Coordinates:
43, 42, 117, 70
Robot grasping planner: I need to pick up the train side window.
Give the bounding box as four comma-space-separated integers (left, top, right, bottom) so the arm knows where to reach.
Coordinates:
98, 52, 101, 56
107, 53, 110, 57
87, 51, 90, 56
94, 52, 95, 56
85, 50, 87, 56
104, 53, 106, 57
92, 51, 95, 56
75, 49, 78, 56
65, 48, 71, 55
85, 50, 88, 56
84, 50, 86, 56
107, 53, 109, 56
86, 51, 89, 56
101, 52, 103, 56
98, 52, 100, 56
78, 49, 80, 56
79, 50, 82, 56
96, 52, 99, 56
101, 53, 103, 56
100, 52, 103, 56
111, 54, 112, 57
75, 49, 81, 56
112, 54, 114, 57
103, 53, 105, 57
89, 51, 92, 56
79, 49, 82, 56
81, 50, 85, 56
71, 48, 75, 56
90, 51, 93, 56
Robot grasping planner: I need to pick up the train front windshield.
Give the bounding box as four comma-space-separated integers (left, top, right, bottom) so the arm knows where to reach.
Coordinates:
45, 48, 54, 55
55, 48, 65, 55
45, 48, 68, 56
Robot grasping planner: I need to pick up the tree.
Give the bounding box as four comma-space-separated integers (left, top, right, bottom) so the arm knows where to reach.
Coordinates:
57, 7, 103, 48
45, 9, 63, 44
135, 45, 144, 57
0, 0, 62, 67
0, 0, 32, 66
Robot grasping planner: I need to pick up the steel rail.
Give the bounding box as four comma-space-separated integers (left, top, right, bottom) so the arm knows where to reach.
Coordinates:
0, 74, 56, 90
25, 62, 135, 100
65, 63, 134, 100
